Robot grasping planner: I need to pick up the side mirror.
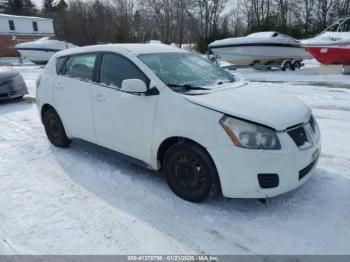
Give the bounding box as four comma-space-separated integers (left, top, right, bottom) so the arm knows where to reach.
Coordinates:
121, 79, 147, 93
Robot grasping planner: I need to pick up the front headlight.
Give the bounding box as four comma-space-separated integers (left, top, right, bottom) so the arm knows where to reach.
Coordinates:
220, 116, 281, 150
12, 74, 26, 89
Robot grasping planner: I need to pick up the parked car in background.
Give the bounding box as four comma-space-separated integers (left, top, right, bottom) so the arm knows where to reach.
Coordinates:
0, 66, 28, 100
36, 44, 321, 202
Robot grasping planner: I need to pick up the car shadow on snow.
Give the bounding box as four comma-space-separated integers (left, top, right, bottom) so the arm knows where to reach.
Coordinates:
52, 140, 348, 208
0, 97, 35, 115
50, 139, 350, 253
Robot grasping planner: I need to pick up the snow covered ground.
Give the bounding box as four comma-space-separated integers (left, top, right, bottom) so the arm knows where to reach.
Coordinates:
0, 62, 350, 255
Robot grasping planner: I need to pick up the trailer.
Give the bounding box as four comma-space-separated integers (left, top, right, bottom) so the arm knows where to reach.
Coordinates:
222, 59, 304, 71
208, 54, 304, 72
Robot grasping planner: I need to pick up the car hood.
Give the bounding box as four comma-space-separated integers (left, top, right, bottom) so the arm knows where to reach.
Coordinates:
185, 84, 311, 131
0, 66, 18, 81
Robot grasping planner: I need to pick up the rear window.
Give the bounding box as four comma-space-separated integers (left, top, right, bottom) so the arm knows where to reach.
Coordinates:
62, 54, 97, 82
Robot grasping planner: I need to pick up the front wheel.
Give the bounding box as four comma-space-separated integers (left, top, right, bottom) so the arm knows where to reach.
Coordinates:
282, 60, 293, 71
43, 108, 72, 148
163, 142, 219, 202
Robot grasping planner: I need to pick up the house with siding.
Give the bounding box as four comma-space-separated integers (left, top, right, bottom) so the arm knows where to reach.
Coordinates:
0, 13, 55, 57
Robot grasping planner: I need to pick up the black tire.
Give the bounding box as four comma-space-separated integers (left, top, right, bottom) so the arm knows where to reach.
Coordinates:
282, 60, 293, 71
163, 142, 219, 202
293, 60, 302, 70
43, 108, 71, 148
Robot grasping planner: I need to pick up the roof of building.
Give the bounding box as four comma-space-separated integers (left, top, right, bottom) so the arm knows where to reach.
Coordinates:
0, 13, 53, 21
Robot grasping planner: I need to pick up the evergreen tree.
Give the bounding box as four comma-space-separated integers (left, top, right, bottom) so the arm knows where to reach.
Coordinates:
42, 0, 55, 13
4, 0, 36, 15
55, 0, 67, 11
22, 0, 36, 15
6, 0, 24, 15
0, 0, 6, 12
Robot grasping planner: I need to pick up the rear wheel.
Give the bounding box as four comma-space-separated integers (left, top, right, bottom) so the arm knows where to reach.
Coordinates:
293, 60, 302, 70
43, 108, 71, 148
163, 142, 219, 202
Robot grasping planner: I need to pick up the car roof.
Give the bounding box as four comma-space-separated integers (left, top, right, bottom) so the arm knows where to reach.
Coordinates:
56, 43, 189, 57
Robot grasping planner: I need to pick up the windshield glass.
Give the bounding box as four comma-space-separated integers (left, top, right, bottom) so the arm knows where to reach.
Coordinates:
138, 53, 235, 89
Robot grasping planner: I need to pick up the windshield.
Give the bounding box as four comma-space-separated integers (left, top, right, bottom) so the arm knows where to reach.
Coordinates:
138, 53, 235, 90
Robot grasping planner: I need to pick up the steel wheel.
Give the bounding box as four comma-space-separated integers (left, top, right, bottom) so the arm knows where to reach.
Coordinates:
43, 107, 71, 148
163, 142, 219, 202
171, 152, 207, 193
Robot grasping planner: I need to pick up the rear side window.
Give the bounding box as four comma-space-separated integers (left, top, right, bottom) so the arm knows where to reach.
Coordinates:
56, 56, 68, 74
62, 54, 97, 82
99, 53, 149, 89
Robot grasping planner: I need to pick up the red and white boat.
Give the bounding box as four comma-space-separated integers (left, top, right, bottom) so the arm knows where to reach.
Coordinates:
301, 17, 350, 65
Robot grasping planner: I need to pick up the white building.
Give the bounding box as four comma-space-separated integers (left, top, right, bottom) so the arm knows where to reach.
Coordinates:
0, 13, 54, 36
0, 13, 55, 57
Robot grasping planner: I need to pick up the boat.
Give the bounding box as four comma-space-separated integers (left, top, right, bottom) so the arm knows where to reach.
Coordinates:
15, 37, 76, 65
301, 17, 350, 65
208, 32, 311, 68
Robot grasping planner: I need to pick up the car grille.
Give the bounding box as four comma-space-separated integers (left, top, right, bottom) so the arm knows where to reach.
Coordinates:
288, 127, 309, 147
287, 117, 318, 149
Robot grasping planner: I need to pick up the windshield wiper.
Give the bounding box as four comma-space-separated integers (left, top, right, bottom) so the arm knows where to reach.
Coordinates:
215, 79, 235, 85
166, 83, 210, 91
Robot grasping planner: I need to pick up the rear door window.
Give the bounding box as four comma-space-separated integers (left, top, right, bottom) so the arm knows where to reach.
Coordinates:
99, 53, 149, 89
62, 54, 97, 82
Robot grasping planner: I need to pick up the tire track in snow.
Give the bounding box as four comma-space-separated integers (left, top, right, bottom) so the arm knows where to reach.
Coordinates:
0, 235, 16, 254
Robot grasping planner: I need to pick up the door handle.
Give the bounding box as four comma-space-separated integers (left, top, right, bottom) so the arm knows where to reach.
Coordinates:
54, 83, 63, 90
94, 94, 106, 103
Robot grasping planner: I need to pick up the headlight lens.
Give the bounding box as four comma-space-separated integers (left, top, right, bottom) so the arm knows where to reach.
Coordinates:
12, 74, 25, 89
220, 116, 281, 150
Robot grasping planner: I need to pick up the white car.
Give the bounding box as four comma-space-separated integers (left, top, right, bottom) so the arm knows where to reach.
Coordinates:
36, 44, 321, 202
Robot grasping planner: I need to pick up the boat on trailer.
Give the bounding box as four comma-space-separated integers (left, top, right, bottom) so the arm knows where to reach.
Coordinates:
301, 16, 350, 66
209, 32, 312, 71
15, 37, 76, 65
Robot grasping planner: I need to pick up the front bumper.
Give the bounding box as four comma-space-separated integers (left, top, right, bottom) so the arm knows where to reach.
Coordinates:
208, 132, 321, 199
0, 81, 28, 100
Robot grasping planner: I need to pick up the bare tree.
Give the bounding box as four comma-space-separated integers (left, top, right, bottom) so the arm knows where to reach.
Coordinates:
317, 0, 335, 28
43, 0, 349, 50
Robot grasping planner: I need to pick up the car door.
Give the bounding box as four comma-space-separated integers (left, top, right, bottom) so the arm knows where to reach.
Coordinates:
53, 53, 97, 142
92, 52, 159, 164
